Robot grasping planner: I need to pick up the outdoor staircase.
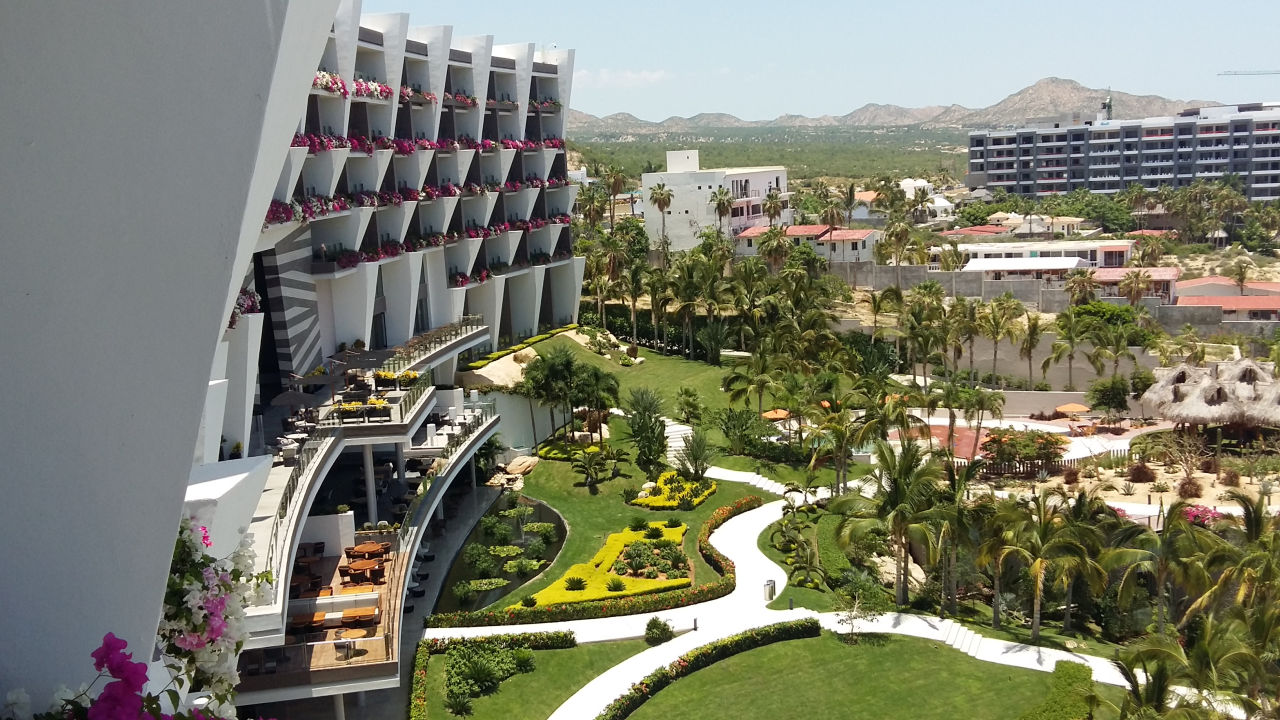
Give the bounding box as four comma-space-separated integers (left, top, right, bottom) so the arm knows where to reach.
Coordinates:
663, 419, 692, 465
939, 619, 987, 658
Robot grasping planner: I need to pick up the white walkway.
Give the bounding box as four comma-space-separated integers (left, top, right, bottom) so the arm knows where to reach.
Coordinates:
423, 462, 1134, 720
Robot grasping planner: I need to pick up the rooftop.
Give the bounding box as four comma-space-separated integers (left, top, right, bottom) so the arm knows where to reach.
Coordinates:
1176, 295, 1280, 310
962, 256, 1088, 273
828, 228, 876, 242
738, 224, 834, 239
939, 225, 1007, 237
1091, 266, 1182, 282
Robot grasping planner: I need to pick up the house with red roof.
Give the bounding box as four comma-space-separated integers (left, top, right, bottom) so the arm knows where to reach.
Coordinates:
1176, 274, 1280, 298
1091, 266, 1182, 303
1176, 294, 1280, 320
736, 224, 881, 263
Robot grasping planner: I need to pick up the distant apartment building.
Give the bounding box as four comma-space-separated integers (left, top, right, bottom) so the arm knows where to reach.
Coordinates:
638, 150, 794, 251
965, 103, 1280, 201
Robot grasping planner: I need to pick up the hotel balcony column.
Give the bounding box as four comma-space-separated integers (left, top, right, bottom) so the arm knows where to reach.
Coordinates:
333, 695, 346, 720
363, 445, 378, 525
395, 441, 407, 486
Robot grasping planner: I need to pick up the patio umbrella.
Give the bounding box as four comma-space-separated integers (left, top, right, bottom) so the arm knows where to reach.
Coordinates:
1055, 402, 1090, 414
271, 390, 325, 409
288, 373, 343, 387
761, 409, 790, 421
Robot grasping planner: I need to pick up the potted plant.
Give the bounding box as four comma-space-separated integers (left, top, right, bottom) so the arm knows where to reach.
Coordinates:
336, 504, 351, 514
229, 442, 243, 460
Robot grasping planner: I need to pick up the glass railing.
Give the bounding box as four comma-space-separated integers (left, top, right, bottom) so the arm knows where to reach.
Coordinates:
397, 400, 497, 542
381, 315, 484, 373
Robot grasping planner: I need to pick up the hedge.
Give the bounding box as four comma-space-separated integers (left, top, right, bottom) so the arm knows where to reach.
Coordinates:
463, 324, 578, 370
409, 641, 430, 720
426, 496, 765, 628
630, 470, 716, 510
1017, 661, 1093, 720
512, 523, 689, 607
421, 631, 577, 655
593, 619, 822, 720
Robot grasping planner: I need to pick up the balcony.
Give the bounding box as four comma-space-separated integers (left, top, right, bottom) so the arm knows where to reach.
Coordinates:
236, 401, 499, 699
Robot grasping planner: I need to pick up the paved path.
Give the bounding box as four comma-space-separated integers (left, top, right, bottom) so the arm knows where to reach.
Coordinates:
423, 461, 1133, 719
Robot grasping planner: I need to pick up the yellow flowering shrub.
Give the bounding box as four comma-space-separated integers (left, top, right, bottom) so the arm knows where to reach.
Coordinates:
630, 471, 717, 510
510, 523, 688, 607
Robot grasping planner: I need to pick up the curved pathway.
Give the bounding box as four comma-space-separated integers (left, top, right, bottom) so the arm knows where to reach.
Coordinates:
424, 462, 1134, 720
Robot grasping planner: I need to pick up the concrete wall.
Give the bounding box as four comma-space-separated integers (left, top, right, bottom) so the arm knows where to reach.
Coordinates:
1000, 391, 1143, 416
299, 511, 356, 558
485, 390, 564, 453
981, 279, 1042, 303
0, 1, 335, 700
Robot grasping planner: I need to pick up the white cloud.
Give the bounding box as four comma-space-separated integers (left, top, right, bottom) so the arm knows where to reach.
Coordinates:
574, 68, 669, 90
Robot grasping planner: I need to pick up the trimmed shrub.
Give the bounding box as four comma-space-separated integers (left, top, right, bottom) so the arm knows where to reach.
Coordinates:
630, 470, 717, 510
665, 517, 682, 528
564, 576, 587, 591
593, 620, 821, 720
521, 595, 537, 607
643, 526, 663, 540
1128, 462, 1155, 484
421, 632, 576, 655
1062, 467, 1079, 486
409, 641, 430, 720
1016, 661, 1092, 720
1178, 477, 1203, 499
607, 577, 626, 592
427, 497, 765, 628
644, 617, 675, 645
1199, 457, 1218, 474
627, 516, 649, 532
1222, 468, 1241, 487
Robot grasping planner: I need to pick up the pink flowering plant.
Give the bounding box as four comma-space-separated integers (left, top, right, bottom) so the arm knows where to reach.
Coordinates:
542, 137, 565, 149
351, 79, 394, 101
422, 91, 437, 104
312, 70, 348, 98
227, 288, 261, 330
347, 135, 374, 154
1183, 505, 1223, 526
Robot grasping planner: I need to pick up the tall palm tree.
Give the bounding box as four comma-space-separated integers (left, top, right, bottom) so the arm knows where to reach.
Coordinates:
820, 196, 845, 247
756, 226, 790, 273
1118, 269, 1152, 307
709, 186, 734, 236
622, 262, 648, 343
644, 266, 671, 348
1042, 309, 1095, 391
952, 296, 982, 378
807, 400, 859, 495
1229, 259, 1252, 295
868, 286, 902, 342
722, 348, 778, 415
521, 344, 577, 437
647, 182, 674, 268
877, 219, 918, 289
1105, 500, 1223, 634
999, 489, 1106, 643
668, 254, 704, 357
979, 294, 1022, 386
933, 459, 987, 615
1018, 311, 1046, 386
1063, 268, 1099, 306
830, 439, 940, 605
976, 495, 1021, 629
1131, 236, 1164, 267
571, 364, 620, 444
841, 181, 865, 225
577, 182, 609, 231
1089, 322, 1138, 379
602, 164, 627, 230
762, 189, 783, 227
964, 387, 1005, 460
731, 256, 771, 350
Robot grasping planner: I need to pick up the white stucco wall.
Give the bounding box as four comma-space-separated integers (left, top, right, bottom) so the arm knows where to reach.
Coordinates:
0, 1, 335, 701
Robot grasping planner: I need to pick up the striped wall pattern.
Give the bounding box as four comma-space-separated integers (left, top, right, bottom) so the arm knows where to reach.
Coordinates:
260, 226, 323, 377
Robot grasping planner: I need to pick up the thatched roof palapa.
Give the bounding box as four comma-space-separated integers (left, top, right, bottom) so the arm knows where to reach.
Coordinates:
1142, 359, 1278, 426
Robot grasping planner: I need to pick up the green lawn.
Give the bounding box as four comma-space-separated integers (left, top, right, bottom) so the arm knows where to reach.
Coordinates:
949, 608, 1125, 659
484, 450, 778, 610
629, 632, 1121, 720
422, 638, 648, 720
715, 454, 839, 492
757, 523, 839, 612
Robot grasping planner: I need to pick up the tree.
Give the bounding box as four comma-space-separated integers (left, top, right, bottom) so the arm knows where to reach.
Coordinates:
1063, 269, 1100, 306
762, 189, 783, 227
521, 345, 576, 437
644, 266, 670, 348
1118, 269, 1152, 307
756, 226, 789, 273
1089, 322, 1138, 380
1229, 259, 1252, 295
602, 164, 627, 230
820, 196, 844, 244
674, 386, 703, 425
808, 402, 858, 495
1086, 375, 1131, 417
710, 186, 734, 235
571, 446, 607, 488
964, 387, 1005, 460
697, 319, 729, 366
674, 427, 716, 483
626, 387, 667, 476
1018, 311, 1046, 386
622, 261, 647, 343
979, 294, 1022, 386
647, 182, 674, 268
1130, 236, 1164, 267
722, 349, 778, 415
830, 439, 940, 605
571, 364, 619, 444
1042, 309, 1095, 391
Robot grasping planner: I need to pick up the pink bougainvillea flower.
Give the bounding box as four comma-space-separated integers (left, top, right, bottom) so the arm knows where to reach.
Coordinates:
91, 632, 129, 672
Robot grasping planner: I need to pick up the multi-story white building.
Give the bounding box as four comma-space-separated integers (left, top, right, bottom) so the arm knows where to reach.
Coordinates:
0, 3, 580, 719
638, 150, 793, 251
966, 103, 1280, 200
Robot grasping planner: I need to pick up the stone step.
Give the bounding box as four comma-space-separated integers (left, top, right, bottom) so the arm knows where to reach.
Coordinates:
942, 622, 961, 646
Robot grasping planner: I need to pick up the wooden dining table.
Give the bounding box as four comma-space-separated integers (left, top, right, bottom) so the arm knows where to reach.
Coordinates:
340, 583, 376, 595
341, 606, 377, 621
337, 627, 369, 640
345, 556, 378, 571
351, 541, 384, 555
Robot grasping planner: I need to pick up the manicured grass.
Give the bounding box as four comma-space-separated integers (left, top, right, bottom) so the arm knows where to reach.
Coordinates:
757, 524, 838, 612
484, 451, 777, 610
422, 638, 648, 720
629, 632, 1116, 720
714, 454, 840, 492
949, 607, 1125, 659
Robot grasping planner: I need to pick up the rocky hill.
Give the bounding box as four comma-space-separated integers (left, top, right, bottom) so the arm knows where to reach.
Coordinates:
566, 78, 1220, 135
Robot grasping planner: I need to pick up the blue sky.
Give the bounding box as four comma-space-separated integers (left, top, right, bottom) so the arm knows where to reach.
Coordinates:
361, 0, 1280, 120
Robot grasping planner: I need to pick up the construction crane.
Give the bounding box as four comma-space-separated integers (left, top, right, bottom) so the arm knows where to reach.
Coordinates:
1219, 70, 1280, 76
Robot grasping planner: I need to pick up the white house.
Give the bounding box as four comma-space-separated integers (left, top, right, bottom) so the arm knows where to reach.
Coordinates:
638, 150, 794, 252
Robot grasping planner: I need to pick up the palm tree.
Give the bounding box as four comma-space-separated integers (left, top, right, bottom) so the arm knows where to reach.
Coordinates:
722, 348, 778, 415
674, 426, 716, 483
820, 196, 844, 246
602, 164, 627, 230
571, 446, 607, 487
1118, 269, 1152, 307
756, 226, 789, 273
1105, 500, 1223, 634
674, 386, 702, 425
976, 495, 1021, 629
709, 186, 734, 236
647, 182, 673, 268
877, 219, 918, 289
762, 189, 783, 227
622, 262, 647, 343
1131, 235, 1164, 267
932, 459, 986, 615
998, 489, 1106, 643
841, 181, 865, 225
571, 364, 620, 444
830, 439, 940, 605
964, 387, 1005, 460
521, 344, 576, 437
867, 287, 902, 342
1063, 269, 1099, 306
1229, 259, 1252, 295
807, 402, 858, 495
577, 182, 609, 236
731, 256, 771, 349
979, 294, 1021, 385
1089, 322, 1138, 379
1017, 311, 1046, 386
1042, 309, 1095, 391
668, 254, 703, 357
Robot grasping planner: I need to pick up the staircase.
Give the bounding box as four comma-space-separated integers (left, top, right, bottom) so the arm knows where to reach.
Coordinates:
704, 466, 789, 496
663, 419, 692, 465
939, 618, 987, 658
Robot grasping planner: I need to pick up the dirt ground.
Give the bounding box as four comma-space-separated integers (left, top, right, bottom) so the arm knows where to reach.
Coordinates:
973, 461, 1273, 510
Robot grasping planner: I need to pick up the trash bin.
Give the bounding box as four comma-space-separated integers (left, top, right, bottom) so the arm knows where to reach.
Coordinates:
764, 579, 776, 601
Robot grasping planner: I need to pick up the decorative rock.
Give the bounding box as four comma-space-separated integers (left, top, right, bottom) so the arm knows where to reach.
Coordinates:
641, 482, 657, 490
634, 357, 645, 365
636, 490, 649, 498
506, 455, 540, 475
513, 348, 538, 364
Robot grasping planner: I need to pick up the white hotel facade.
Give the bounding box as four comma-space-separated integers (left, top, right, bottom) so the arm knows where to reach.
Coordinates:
0, 3, 580, 719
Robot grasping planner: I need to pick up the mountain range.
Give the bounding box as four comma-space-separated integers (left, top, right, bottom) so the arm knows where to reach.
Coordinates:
566, 78, 1220, 135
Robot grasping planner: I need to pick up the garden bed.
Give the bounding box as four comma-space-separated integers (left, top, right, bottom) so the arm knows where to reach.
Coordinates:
515, 522, 690, 607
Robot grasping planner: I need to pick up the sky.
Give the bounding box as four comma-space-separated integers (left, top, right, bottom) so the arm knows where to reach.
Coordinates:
361, 0, 1280, 121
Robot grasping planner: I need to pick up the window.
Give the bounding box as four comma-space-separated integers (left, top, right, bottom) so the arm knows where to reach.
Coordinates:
746, 238, 753, 248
